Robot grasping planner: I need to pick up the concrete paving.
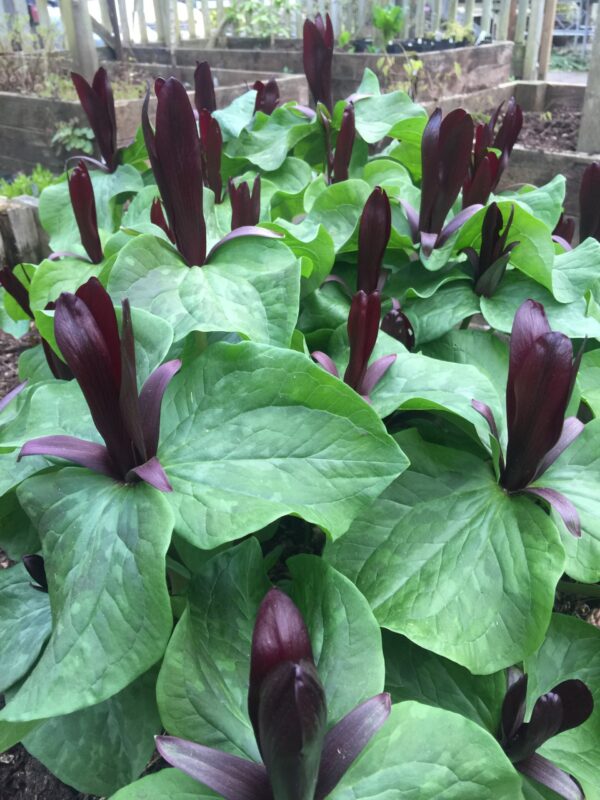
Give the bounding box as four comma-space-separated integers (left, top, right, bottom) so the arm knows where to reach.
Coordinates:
547, 70, 588, 85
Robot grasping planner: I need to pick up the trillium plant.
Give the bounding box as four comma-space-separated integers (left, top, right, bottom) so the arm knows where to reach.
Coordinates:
1, 14, 600, 800
157, 588, 391, 799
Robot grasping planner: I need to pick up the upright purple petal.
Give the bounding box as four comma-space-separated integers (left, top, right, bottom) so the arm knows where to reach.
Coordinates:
579, 162, 600, 242
503, 332, 575, 491
194, 61, 217, 114
500, 671, 528, 745
303, 13, 334, 112
506, 299, 551, 427
493, 97, 523, 178
418, 108, 443, 235
22, 554, 48, 592
71, 67, 118, 172
151, 198, 175, 242
53, 291, 129, 474
253, 79, 280, 115
552, 680, 594, 733
68, 161, 103, 264
229, 176, 261, 230
504, 690, 563, 763
200, 110, 223, 203
118, 299, 147, 464
357, 187, 391, 294
0, 266, 33, 319
553, 213, 575, 245
156, 736, 272, 800
315, 693, 391, 800
343, 291, 381, 392
75, 278, 121, 386
144, 78, 206, 267
381, 299, 415, 350
331, 104, 355, 184
258, 659, 327, 800
249, 587, 314, 744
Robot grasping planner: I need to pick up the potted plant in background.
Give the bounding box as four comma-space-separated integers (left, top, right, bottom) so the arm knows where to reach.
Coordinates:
372, 3, 404, 53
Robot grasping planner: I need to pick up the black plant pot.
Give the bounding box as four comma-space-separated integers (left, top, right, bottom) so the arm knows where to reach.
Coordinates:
438, 39, 453, 50
352, 37, 372, 53
386, 42, 402, 53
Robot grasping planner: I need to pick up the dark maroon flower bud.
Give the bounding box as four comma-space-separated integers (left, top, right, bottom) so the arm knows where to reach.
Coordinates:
357, 187, 391, 294
303, 13, 334, 112
381, 299, 415, 350
493, 97, 523, 175
259, 659, 327, 800
20, 277, 180, 492
462, 151, 501, 208
22, 554, 48, 592
462, 203, 518, 297
253, 79, 280, 115
553, 212, 576, 246
419, 108, 474, 238
402, 108, 481, 256
0, 265, 32, 319
71, 67, 118, 172
68, 161, 103, 264
249, 588, 314, 745
157, 585, 391, 800
499, 670, 593, 799
579, 161, 600, 242
229, 176, 261, 230
199, 109, 223, 203
150, 197, 175, 242
143, 77, 206, 266
472, 299, 584, 536
331, 104, 355, 184
341, 290, 397, 398
194, 61, 217, 115
462, 99, 522, 208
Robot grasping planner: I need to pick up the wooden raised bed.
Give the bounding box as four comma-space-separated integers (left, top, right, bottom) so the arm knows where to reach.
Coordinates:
0, 67, 307, 174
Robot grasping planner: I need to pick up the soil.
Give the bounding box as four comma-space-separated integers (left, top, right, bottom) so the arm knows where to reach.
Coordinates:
0, 329, 23, 399
0, 745, 100, 800
519, 109, 581, 153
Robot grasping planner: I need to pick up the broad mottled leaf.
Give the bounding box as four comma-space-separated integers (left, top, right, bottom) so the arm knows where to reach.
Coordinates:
111, 768, 219, 799
383, 630, 506, 732
328, 702, 523, 799
159, 342, 408, 548
0, 562, 51, 693
481, 272, 600, 338
326, 429, 565, 673
0, 472, 173, 722
108, 234, 300, 347
23, 669, 161, 796
157, 538, 269, 760
535, 419, 600, 582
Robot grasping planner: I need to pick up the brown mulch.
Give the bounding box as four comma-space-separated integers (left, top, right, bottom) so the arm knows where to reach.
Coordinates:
519, 109, 581, 153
